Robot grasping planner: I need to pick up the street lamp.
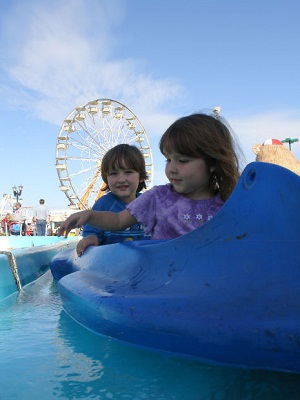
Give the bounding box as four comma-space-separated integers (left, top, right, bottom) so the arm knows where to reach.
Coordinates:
12, 184, 23, 202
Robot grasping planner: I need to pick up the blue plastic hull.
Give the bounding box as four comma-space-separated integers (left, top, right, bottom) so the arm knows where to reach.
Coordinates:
0, 237, 79, 300
51, 162, 300, 373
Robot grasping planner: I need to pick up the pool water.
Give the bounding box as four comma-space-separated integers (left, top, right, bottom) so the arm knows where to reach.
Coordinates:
0, 271, 299, 400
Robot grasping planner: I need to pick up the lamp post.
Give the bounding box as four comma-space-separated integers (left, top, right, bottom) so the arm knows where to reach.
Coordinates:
281, 138, 299, 151
12, 184, 23, 203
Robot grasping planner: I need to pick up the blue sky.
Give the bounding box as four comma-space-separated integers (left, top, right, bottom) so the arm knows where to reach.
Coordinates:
0, 0, 299, 210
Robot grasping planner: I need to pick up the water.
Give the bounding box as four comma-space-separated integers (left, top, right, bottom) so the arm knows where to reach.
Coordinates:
0, 271, 299, 400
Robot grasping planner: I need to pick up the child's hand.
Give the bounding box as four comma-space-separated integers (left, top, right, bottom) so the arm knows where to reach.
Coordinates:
76, 234, 99, 257
57, 211, 90, 237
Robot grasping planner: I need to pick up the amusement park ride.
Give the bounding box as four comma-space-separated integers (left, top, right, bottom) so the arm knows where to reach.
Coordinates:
55, 99, 154, 210
1, 98, 153, 235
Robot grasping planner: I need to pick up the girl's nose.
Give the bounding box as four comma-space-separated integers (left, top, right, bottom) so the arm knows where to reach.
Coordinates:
168, 160, 177, 173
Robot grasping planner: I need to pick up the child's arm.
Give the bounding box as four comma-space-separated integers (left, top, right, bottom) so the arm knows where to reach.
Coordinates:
58, 209, 137, 238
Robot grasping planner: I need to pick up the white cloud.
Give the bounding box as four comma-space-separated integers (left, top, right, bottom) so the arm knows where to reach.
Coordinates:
1, 0, 182, 127
231, 110, 300, 166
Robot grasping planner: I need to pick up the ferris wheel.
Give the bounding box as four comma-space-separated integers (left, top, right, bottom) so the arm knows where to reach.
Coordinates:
55, 99, 154, 210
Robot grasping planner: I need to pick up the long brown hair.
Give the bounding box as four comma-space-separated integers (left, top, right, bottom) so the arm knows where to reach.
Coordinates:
159, 113, 241, 201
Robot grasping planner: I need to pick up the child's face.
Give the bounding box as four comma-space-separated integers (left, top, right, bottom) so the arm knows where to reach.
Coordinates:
106, 166, 142, 203
164, 152, 213, 200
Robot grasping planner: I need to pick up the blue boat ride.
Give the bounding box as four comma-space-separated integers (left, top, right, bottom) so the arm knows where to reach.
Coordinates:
0, 236, 79, 301
50, 162, 300, 373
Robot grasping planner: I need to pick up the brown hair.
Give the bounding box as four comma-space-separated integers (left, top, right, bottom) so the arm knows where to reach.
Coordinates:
101, 144, 148, 192
159, 113, 241, 201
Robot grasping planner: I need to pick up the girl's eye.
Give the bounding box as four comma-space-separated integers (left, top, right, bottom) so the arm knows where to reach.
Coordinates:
108, 171, 117, 176
178, 159, 189, 163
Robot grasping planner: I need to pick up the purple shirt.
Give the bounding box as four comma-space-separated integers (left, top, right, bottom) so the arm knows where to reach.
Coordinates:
127, 184, 224, 240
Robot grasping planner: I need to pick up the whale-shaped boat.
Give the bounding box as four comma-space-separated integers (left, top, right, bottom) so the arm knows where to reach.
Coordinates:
50, 162, 300, 373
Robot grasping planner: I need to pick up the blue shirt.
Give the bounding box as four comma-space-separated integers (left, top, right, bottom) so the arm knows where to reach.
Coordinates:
82, 192, 150, 245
